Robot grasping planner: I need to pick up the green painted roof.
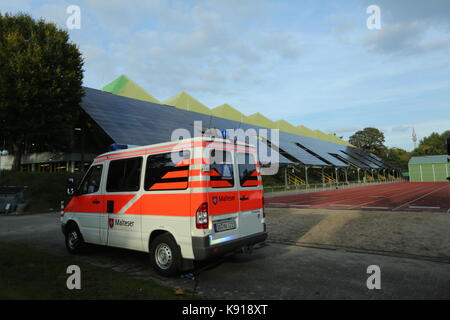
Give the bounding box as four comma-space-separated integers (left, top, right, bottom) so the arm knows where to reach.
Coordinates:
409, 155, 449, 165
314, 129, 333, 141
327, 133, 344, 144
163, 91, 211, 115
296, 125, 317, 138
245, 113, 277, 129
211, 104, 247, 122
102, 75, 160, 104
101, 76, 355, 147
275, 120, 301, 135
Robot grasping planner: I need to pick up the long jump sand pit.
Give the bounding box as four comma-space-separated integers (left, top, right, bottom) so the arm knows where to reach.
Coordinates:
265, 207, 450, 261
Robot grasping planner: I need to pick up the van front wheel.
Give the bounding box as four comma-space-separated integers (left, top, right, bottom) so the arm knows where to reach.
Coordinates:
150, 233, 181, 277
65, 224, 85, 254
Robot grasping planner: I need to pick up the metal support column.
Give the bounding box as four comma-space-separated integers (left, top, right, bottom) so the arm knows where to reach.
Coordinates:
335, 167, 339, 184
284, 166, 288, 189
305, 166, 309, 186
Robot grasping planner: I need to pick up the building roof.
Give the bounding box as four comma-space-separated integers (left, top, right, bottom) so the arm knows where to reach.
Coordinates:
275, 120, 300, 135
101, 76, 354, 146
409, 155, 449, 165
102, 75, 160, 103
80, 87, 394, 169
211, 104, 247, 122
245, 113, 277, 129
162, 91, 211, 115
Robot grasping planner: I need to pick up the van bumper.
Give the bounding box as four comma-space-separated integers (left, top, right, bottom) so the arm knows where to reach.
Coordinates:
192, 232, 268, 260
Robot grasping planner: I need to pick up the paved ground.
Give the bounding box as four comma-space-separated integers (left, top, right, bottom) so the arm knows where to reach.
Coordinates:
0, 212, 449, 299
266, 182, 450, 213
265, 207, 450, 261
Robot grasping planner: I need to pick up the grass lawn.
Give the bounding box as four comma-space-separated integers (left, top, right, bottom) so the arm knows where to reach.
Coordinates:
0, 241, 195, 300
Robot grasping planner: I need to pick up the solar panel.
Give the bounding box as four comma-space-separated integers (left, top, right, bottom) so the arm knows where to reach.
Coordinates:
333, 150, 371, 169
350, 147, 391, 169
292, 135, 348, 167
340, 149, 379, 169
271, 132, 328, 166
257, 139, 292, 164
81, 88, 393, 170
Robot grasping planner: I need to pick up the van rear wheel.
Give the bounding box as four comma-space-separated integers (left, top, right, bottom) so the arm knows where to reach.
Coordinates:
150, 233, 181, 277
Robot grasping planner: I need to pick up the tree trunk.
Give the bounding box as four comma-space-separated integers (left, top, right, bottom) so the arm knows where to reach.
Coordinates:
12, 143, 24, 171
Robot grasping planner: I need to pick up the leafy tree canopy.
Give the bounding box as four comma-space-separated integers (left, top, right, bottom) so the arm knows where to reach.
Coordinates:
411, 130, 450, 156
0, 13, 84, 170
349, 127, 386, 156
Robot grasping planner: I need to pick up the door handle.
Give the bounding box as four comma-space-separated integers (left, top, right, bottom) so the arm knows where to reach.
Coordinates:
92, 200, 101, 204
107, 200, 114, 213
240, 197, 249, 201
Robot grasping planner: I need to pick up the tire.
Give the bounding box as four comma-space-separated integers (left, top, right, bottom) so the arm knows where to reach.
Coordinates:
65, 223, 86, 254
149, 233, 181, 277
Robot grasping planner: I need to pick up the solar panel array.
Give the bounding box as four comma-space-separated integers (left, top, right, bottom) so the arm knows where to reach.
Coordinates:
81, 87, 394, 169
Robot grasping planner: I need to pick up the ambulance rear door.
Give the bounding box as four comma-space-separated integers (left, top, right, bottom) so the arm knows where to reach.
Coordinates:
236, 151, 264, 237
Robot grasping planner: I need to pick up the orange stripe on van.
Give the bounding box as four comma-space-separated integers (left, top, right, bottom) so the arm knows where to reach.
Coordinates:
176, 159, 191, 167
189, 169, 209, 176
161, 170, 189, 179
122, 189, 262, 216
190, 158, 210, 165
125, 193, 205, 216
210, 180, 234, 188
149, 182, 189, 190
239, 189, 263, 212
189, 181, 208, 188
65, 194, 135, 214
242, 180, 261, 187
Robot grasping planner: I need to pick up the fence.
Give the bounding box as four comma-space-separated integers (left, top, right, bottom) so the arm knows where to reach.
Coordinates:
264, 178, 405, 196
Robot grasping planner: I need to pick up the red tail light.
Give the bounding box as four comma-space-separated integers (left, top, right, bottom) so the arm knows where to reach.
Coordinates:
196, 202, 209, 229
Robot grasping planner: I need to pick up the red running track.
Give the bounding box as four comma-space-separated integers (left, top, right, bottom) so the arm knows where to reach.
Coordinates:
265, 182, 450, 212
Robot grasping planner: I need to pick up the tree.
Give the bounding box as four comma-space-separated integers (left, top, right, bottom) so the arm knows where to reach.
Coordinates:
349, 127, 386, 157
0, 13, 84, 170
382, 147, 410, 171
412, 130, 450, 156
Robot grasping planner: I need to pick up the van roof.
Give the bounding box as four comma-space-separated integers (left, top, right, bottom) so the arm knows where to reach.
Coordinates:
95, 136, 256, 160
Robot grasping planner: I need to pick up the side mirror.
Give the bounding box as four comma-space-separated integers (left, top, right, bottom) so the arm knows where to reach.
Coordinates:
66, 178, 76, 196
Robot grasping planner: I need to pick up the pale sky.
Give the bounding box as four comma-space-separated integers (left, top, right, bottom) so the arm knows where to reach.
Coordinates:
2, 0, 450, 150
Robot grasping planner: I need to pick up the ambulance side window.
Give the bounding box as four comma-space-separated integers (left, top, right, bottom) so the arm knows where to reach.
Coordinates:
79, 165, 103, 195
145, 151, 190, 191
106, 157, 143, 192
209, 150, 234, 188
238, 153, 258, 187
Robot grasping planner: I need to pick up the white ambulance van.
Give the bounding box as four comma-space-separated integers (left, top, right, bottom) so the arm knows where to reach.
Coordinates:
61, 137, 267, 276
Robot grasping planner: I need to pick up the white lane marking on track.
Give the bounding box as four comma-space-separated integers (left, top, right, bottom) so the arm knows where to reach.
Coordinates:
361, 206, 390, 210
329, 204, 353, 207
393, 184, 449, 211
409, 206, 441, 209
350, 184, 434, 210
